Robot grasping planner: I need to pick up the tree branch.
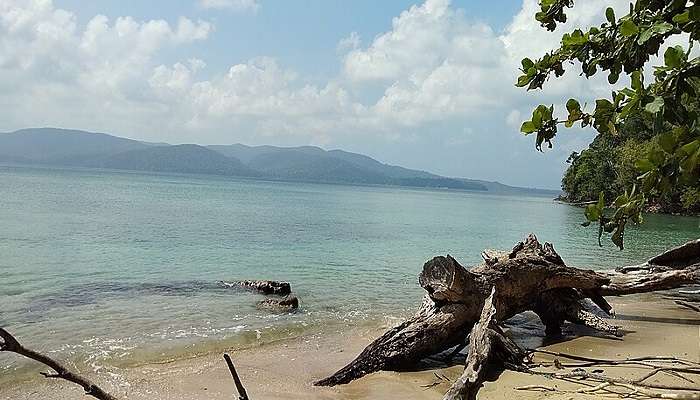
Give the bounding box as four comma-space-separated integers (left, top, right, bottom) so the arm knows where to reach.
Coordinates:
0, 328, 119, 400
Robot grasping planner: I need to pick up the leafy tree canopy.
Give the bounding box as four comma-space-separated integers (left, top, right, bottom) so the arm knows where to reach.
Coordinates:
518, 0, 700, 249
561, 113, 700, 224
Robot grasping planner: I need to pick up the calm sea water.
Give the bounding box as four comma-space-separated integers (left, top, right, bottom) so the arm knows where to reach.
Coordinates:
1, 165, 698, 380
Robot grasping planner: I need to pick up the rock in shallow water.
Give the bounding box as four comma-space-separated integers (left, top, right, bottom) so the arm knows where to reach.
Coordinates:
257, 295, 299, 312
224, 280, 292, 295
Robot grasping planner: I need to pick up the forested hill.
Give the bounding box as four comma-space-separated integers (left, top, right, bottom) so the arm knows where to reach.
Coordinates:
560, 116, 700, 214
0, 128, 559, 196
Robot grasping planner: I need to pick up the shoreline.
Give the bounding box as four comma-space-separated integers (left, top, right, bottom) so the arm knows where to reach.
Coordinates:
3, 292, 698, 399
554, 196, 700, 217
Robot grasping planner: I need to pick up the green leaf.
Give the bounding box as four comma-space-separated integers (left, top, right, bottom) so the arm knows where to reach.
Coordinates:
620, 20, 639, 36
645, 97, 664, 113
516, 75, 531, 87
631, 70, 643, 91
680, 140, 700, 156
585, 204, 601, 221
542, 104, 553, 121
681, 151, 699, 172
635, 158, 655, 173
566, 98, 581, 113
638, 28, 653, 44
532, 110, 542, 128
664, 46, 684, 68
592, 99, 615, 133
520, 121, 537, 134
652, 21, 673, 35
597, 191, 605, 211
605, 7, 615, 24
673, 11, 690, 24
521, 58, 534, 71
658, 132, 677, 153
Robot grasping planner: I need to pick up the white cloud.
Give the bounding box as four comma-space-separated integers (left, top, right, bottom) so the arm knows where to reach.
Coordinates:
339, 0, 634, 128
198, 0, 260, 13
0, 0, 642, 136
0, 0, 670, 186
337, 31, 360, 54
0, 0, 212, 135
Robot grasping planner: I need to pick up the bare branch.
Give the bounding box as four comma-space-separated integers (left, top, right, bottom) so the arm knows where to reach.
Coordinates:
0, 328, 119, 400
224, 353, 250, 400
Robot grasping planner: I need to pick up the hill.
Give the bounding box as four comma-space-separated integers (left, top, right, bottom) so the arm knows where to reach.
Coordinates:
0, 128, 558, 195
0, 128, 153, 164
84, 144, 259, 177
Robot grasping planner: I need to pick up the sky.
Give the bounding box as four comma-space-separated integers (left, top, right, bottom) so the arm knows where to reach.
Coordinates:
0, 0, 633, 189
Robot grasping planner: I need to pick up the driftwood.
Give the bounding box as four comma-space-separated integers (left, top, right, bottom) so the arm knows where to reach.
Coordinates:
1, 327, 255, 400
0, 328, 119, 400
442, 287, 527, 400
676, 300, 700, 312
224, 353, 250, 400
315, 234, 700, 396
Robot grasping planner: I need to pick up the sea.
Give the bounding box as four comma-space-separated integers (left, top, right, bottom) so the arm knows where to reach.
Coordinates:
1, 165, 698, 382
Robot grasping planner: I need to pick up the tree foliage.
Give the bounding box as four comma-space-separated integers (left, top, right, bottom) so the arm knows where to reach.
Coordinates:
561, 115, 700, 223
518, 0, 700, 249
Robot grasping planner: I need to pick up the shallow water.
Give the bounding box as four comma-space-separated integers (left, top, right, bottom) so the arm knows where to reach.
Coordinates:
1, 165, 698, 380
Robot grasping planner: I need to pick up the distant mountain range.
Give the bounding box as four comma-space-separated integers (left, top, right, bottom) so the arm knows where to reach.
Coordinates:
0, 128, 559, 196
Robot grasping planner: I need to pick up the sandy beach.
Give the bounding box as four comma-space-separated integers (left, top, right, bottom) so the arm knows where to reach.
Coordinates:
3, 292, 698, 400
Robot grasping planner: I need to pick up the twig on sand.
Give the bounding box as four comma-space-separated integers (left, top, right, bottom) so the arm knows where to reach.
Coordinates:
528, 369, 700, 394
675, 300, 700, 313
525, 381, 700, 399
0, 328, 119, 400
529, 348, 700, 368
521, 347, 700, 399
224, 353, 250, 400
515, 384, 556, 391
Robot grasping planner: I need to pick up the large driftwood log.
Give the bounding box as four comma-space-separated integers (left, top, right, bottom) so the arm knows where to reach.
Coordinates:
316, 234, 700, 387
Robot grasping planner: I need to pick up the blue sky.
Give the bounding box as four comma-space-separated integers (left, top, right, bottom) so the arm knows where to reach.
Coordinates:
1, 0, 627, 188
55, 1, 523, 81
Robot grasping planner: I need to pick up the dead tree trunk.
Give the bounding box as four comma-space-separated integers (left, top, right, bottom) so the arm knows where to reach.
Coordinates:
315, 234, 700, 387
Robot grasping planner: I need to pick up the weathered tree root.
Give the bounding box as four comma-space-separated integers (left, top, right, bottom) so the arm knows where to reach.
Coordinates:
442, 287, 527, 400
316, 234, 700, 390
0, 328, 119, 400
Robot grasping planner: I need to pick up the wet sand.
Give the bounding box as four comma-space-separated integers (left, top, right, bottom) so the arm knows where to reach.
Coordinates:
3, 293, 699, 399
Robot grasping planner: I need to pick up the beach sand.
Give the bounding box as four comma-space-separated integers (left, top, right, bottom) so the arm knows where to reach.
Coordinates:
3, 292, 699, 400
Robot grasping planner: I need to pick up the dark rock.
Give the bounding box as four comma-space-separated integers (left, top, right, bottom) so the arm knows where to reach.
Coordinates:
257, 295, 299, 312
224, 280, 292, 295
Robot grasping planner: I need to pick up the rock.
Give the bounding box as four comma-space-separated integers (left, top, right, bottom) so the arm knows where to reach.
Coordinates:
224, 280, 292, 295
257, 295, 299, 312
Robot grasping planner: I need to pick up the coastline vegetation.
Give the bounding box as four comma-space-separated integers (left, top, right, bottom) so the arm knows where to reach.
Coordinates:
518, 0, 700, 248
560, 113, 700, 215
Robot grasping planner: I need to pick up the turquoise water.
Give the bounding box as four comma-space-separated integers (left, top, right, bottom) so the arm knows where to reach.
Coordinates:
1, 165, 698, 378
